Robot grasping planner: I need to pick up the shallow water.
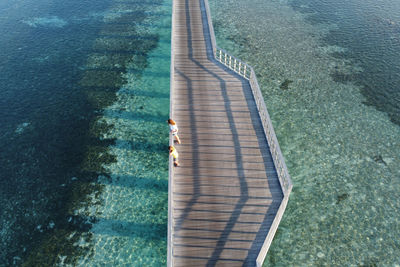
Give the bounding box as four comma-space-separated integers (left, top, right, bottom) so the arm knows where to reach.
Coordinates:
74, 2, 171, 264
209, 0, 400, 265
0, 0, 170, 265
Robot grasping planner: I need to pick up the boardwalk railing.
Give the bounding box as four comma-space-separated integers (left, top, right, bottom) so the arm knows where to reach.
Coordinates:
215, 47, 251, 79
247, 68, 292, 195
203, 0, 293, 265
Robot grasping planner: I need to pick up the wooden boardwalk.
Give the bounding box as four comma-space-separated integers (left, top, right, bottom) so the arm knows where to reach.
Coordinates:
168, 0, 290, 266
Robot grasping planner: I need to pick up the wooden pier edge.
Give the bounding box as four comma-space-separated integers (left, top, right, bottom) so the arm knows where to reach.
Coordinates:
255, 193, 292, 266
167, 0, 176, 265
203, 0, 216, 55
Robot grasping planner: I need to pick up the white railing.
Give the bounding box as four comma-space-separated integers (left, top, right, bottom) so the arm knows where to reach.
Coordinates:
215, 47, 251, 80
248, 68, 292, 195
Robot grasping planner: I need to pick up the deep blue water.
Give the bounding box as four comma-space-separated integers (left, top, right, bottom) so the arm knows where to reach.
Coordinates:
0, 0, 109, 264
0, 0, 169, 265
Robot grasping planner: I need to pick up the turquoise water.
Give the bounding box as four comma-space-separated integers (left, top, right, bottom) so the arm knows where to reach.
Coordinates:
209, 0, 400, 265
0, 0, 170, 265
75, 2, 171, 264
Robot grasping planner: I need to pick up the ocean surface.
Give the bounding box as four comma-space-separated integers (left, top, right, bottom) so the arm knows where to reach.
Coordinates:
0, 0, 399, 265
0, 0, 171, 265
209, 0, 400, 265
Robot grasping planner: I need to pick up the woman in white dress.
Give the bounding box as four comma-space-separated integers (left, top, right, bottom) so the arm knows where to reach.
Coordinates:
167, 118, 181, 144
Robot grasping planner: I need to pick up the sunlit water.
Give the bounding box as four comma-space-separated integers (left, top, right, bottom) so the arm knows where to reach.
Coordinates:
209, 0, 400, 265
0, 0, 170, 265
74, 2, 171, 265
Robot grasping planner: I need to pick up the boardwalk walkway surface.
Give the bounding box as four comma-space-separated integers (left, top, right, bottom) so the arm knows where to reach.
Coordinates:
168, 0, 291, 266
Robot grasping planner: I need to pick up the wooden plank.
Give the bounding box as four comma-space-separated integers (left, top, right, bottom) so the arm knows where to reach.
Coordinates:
173, 194, 275, 206
173, 246, 249, 260
173, 258, 243, 267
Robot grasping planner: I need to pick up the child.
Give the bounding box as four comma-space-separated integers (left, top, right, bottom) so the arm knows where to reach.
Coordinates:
169, 146, 180, 167
167, 119, 181, 144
